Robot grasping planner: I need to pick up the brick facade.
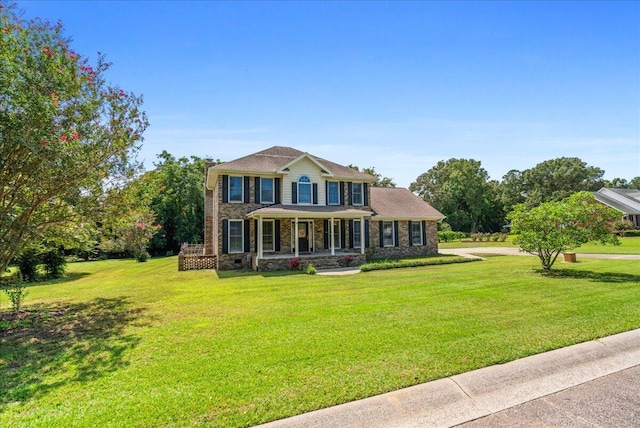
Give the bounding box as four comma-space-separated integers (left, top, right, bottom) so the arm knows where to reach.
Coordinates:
199, 147, 444, 272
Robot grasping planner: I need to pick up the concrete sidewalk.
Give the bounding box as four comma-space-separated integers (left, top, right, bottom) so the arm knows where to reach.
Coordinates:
257, 329, 640, 428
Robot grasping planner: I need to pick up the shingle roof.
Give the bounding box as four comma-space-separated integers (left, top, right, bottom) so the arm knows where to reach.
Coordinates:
370, 187, 445, 220
208, 146, 375, 186
594, 188, 640, 214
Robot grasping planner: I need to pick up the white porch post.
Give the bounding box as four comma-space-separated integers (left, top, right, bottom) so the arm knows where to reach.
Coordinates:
257, 217, 263, 261
294, 217, 299, 257
330, 217, 335, 256
360, 216, 365, 255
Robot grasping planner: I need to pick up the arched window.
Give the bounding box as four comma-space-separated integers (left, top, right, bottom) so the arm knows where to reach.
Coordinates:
297, 175, 312, 204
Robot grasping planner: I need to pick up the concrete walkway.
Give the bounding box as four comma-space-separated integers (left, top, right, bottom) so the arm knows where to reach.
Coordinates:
257, 329, 640, 427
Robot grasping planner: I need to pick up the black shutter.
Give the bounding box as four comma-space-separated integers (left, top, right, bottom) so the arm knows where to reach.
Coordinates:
254, 220, 258, 252
364, 183, 369, 206
408, 221, 413, 246
244, 220, 250, 252
349, 220, 354, 249
275, 178, 281, 204
422, 221, 427, 246
255, 177, 260, 203
222, 175, 229, 203
325, 182, 329, 205
244, 176, 250, 203
340, 181, 345, 205
347, 182, 353, 205
323, 220, 329, 249
222, 219, 229, 253
365, 220, 370, 248
394, 221, 399, 247
292, 182, 297, 204
379, 221, 384, 247
275, 220, 281, 252
340, 220, 346, 249
313, 183, 318, 205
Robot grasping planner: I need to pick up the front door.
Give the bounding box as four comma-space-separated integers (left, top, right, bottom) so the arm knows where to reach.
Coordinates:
298, 222, 309, 252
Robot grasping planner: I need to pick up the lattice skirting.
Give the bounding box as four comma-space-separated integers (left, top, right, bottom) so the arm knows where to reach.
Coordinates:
178, 254, 217, 271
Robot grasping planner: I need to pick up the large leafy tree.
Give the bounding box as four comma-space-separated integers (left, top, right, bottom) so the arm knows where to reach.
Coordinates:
508, 192, 619, 270
410, 158, 502, 232
500, 157, 605, 210
0, 3, 148, 272
348, 165, 396, 187
147, 152, 220, 255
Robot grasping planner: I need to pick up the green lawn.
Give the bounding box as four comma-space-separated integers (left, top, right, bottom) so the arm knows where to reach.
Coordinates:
439, 236, 640, 254
1, 256, 639, 427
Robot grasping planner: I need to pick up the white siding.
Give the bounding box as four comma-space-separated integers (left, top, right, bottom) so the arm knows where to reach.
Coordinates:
282, 157, 327, 205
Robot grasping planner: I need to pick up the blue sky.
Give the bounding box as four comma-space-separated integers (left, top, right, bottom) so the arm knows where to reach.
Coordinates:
18, 1, 640, 187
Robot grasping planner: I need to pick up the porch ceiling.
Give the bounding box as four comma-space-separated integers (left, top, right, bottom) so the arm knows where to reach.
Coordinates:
247, 204, 372, 219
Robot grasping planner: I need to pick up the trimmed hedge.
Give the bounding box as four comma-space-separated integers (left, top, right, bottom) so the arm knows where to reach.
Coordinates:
360, 255, 479, 272
437, 231, 467, 242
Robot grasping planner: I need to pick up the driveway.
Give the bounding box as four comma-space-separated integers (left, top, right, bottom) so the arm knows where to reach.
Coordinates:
440, 247, 640, 260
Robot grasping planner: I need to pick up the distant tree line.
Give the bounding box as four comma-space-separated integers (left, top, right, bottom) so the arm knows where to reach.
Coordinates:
410, 156, 639, 233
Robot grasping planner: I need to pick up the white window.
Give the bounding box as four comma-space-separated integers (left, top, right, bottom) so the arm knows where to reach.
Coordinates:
332, 220, 341, 250
228, 220, 244, 253
411, 221, 423, 246
298, 176, 312, 204
353, 220, 361, 249
260, 178, 274, 204
383, 221, 394, 247
229, 176, 243, 203
352, 182, 363, 205
262, 220, 274, 252
327, 181, 340, 205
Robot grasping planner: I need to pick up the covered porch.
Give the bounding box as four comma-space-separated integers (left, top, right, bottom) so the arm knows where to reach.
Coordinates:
247, 205, 372, 271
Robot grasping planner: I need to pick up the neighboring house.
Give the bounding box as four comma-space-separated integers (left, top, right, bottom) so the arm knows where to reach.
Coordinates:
203, 146, 445, 271
593, 187, 640, 228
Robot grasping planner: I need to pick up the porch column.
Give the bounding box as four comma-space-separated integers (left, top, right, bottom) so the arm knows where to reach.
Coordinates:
257, 217, 263, 262
330, 217, 335, 256
294, 217, 299, 257
360, 216, 365, 255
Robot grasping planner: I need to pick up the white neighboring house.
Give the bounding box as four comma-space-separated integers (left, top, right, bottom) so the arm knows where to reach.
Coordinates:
593, 188, 640, 228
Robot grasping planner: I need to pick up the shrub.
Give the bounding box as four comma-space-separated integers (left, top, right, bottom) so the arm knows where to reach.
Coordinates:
437, 231, 466, 242
42, 247, 67, 278
339, 255, 354, 267
304, 263, 317, 275
614, 220, 635, 237
288, 258, 301, 270
136, 251, 150, 263
4, 279, 29, 313
16, 247, 41, 283
360, 256, 479, 272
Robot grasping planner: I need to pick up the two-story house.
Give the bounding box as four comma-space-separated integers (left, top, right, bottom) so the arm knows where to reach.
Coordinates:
203, 146, 445, 271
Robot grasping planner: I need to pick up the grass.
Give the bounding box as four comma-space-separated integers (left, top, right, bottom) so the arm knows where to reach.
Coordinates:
439, 235, 640, 254
1, 255, 639, 427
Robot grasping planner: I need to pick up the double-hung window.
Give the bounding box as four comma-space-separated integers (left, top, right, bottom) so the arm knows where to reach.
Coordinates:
327, 181, 340, 205
262, 220, 274, 252
260, 178, 274, 204
351, 182, 363, 205
297, 176, 312, 204
229, 176, 243, 203
332, 220, 341, 249
382, 221, 394, 247
411, 221, 423, 246
228, 220, 244, 253
353, 220, 361, 249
